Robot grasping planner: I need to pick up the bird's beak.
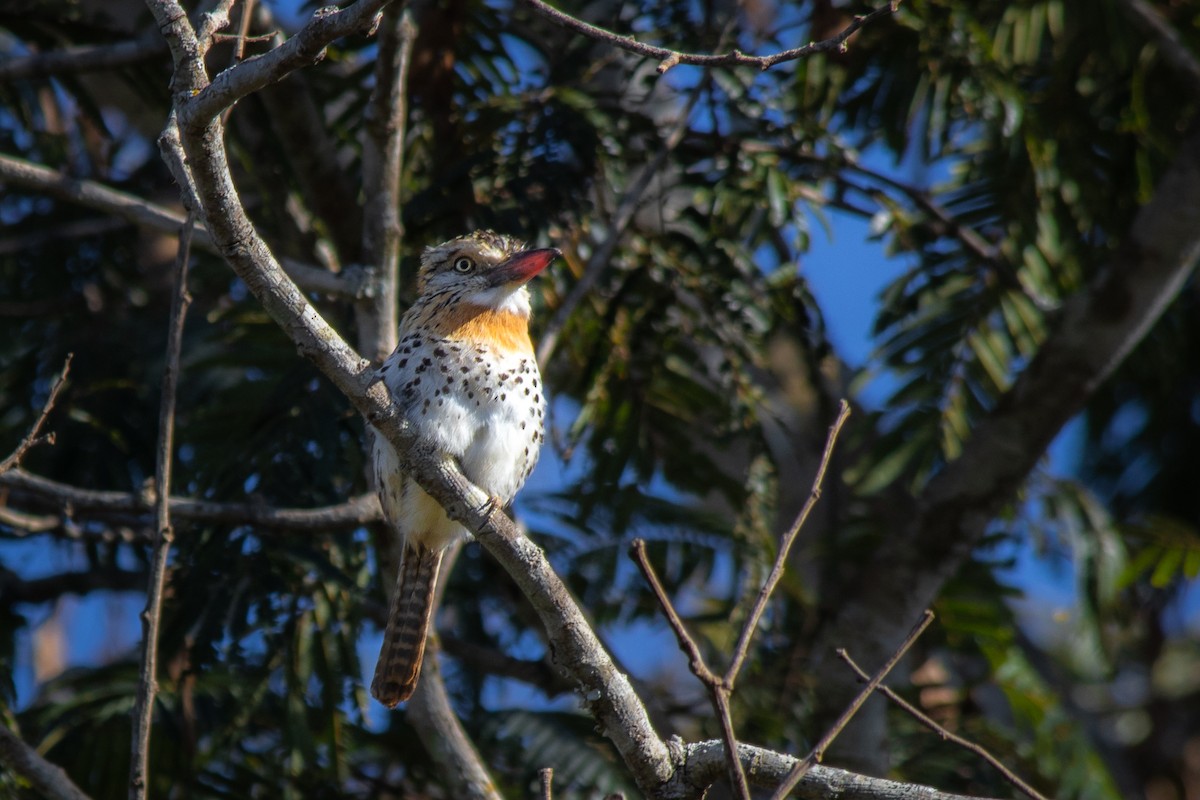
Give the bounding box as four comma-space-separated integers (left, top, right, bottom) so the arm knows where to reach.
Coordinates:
489, 248, 560, 286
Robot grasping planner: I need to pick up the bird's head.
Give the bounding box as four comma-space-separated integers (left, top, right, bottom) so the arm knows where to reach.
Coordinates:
416, 230, 559, 316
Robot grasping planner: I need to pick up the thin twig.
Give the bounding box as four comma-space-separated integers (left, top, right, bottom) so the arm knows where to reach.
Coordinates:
539, 767, 553, 800
768, 610, 936, 800
0, 467, 380, 533
524, 0, 899, 75
725, 400, 851, 686
838, 651, 1051, 800
128, 216, 194, 800
0, 355, 71, 475
630, 539, 750, 800
629, 540, 716, 682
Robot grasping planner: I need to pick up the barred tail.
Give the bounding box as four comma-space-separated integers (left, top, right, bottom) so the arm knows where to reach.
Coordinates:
371, 545, 443, 707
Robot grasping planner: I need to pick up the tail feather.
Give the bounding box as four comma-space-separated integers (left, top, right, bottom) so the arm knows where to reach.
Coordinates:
371, 545, 443, 707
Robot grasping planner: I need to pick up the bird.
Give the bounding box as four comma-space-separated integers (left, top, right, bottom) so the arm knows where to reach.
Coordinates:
369, 230, 559, 707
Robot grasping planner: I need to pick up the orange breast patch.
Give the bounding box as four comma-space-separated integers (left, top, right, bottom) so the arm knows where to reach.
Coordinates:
431, 304, 533, 354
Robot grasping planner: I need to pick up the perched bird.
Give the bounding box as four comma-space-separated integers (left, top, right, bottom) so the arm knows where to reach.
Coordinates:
370, 230, 559, 707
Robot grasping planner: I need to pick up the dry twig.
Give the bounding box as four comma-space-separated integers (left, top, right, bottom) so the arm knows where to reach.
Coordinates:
726, 400, 851, 685
540, 767, 554, 800
524, 0, 899, 74
128, 216, 194, 800
629, 400, 851, 799
0, 355, 71, 476
768, 610, 936, 800
838, 651, 1050, 800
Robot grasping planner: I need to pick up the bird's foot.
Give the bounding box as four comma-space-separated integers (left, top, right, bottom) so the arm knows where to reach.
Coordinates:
480, 495, 506, 518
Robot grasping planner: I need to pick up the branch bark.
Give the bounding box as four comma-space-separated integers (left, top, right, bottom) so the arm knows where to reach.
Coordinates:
0, 725, 92, 800
0, 468, 380, 532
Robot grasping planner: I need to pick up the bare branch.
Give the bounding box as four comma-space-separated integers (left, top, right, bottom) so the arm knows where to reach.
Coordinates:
0, 355, 71, 475
523, 0, 899, 75
140, 3, 1009, 798
539, 767, 553, 800
630, 539, 749, 800
0, 725, 92, 800
129, 215, 193, 800
769, 610, 936, 800
0, 35, 168, 81
185, 0, 394, 123
0, 468, 381, 532
838, 651, 1051, 800
726, 400, 850, 685
358, 4, 415, 361
0, 152, 360, 297
667, 739, 999, 800
408, 641, 504, 799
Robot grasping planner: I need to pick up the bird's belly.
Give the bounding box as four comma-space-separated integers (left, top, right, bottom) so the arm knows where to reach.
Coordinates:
461, 407, 542, 503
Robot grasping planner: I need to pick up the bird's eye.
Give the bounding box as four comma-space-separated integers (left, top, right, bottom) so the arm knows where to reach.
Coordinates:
452, 257, 474, 273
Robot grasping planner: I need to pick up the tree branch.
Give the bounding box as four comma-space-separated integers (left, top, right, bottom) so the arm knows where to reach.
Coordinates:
726, 401, 850, 685
523, 0, 899, 75
770, 611, 935, 800
0, 468, 380, 533
838, 651, 1050, 800
0, 725, 92, 800
357, 4, 414, 362
0, 34, 168, 81
129, 214, 193, 800
0, 152, 363, 297
667, 740, 998, 800
0, 355, 71, 476
140, 2, 1013, 797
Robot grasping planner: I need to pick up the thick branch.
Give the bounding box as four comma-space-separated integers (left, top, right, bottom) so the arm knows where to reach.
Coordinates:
187, 1, 393, 122
358, 4, 414, 361
666, 740, 997, 800
0, 726, 92, 800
